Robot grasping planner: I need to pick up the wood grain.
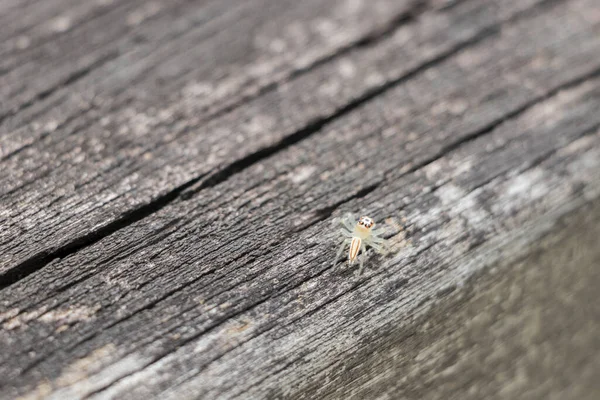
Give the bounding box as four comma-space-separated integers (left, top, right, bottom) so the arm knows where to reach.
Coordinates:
0, 0, 555, 277
1, 0, 599, 398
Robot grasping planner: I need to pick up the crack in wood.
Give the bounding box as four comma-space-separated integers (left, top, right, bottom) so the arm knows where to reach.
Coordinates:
0, 10, 497, 290
0, 172, 208, 290
1, 0, 430, 167
0, 0, 590, 321
0, 0, 574, 293
13, 238, 296, 375
292, 182, 384, 233
1, 0, 599, 397
166, 120, 600, 395
12, 100, 600, 399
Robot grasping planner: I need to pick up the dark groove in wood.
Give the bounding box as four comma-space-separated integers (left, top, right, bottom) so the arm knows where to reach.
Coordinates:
437, 68, 600, 157
62, 67, 600, 400
181, 26, 501, 200
283, 0, 432, 82
100, 80, 600, 393
0, 172, 208, 290
0, 0, 585, 295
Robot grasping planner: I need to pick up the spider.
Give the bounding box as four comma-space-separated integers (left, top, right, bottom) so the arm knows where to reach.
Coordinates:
333, 214, 387, 273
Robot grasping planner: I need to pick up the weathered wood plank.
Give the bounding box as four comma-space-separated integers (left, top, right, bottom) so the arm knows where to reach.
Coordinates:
0, 0, 426, 272
5, 0, 598, 316
1, 0, 599, 396
1, 0, 419, 114
7, 83, 600, 399
292, 200, 600, 400
0, 0, 560, 278
0, 0, 421, 133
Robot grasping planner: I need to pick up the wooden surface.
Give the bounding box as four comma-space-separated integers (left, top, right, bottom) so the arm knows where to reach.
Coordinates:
1, 0, 599, 398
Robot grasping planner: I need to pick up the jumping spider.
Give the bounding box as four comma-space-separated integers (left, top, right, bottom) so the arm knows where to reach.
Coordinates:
333, 215, 387, 273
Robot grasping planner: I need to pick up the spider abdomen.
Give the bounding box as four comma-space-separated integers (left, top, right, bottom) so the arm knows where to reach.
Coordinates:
349, 237, 361, 264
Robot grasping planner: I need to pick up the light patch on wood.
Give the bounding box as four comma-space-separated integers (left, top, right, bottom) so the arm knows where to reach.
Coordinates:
338, 59, 357, 78
289, 165, 317, 184
39, 305, 101, 325
226, 319, 252, 335
560, 131, 599, 156
3, 305, 100, 330
338, 0, 365, 15
182, 81, 214, 97
18, 345, 151, 400
243, 114, 276, 137
55, 345, 117, 387
17, 345, 114, 400
452, 156, 474, 176
436, 183, 467, 205
506, 169, 545, 197
423, 160, 444, 180
0, 308, 20, 323
2, 307, 48, 330
14, 35, 31, 50
16, 380, 53, 400
313, 18, 339, 39
431, 98, 469, 116
385, 217, 408, 253
48, 16, 72, 33
319, 79, 343, 97
126, 2, 162, 26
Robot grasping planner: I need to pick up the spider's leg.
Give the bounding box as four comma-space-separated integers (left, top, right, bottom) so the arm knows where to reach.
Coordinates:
369, 235, 386, 244
372, 228, 387, 236
368, 242, 383, 252
333, 239, 350, 267
340, 228, 352, 238
358, 242, 367, 274
371, 238, 390, 255
341, 214, 355, 232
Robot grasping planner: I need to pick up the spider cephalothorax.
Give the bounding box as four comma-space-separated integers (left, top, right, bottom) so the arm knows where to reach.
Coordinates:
333, 214, 387, 274
358, 216, 375, 229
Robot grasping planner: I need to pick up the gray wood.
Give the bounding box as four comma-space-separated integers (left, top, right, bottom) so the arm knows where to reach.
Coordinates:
298, 200, 600, 400
1, 0, 600, 398
0, 0, 552, 277
0, 0, 429, 274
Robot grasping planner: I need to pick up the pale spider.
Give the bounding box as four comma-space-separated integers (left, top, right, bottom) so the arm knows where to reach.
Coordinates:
333, 215, 387, 273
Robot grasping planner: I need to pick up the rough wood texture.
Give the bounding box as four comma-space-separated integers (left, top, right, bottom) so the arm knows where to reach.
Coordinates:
0, 0, 565, 275
1, 0, 600, 399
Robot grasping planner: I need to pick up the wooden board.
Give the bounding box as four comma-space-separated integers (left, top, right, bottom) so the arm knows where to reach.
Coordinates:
1, 0, 600, 398
0, 0, 556, 276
